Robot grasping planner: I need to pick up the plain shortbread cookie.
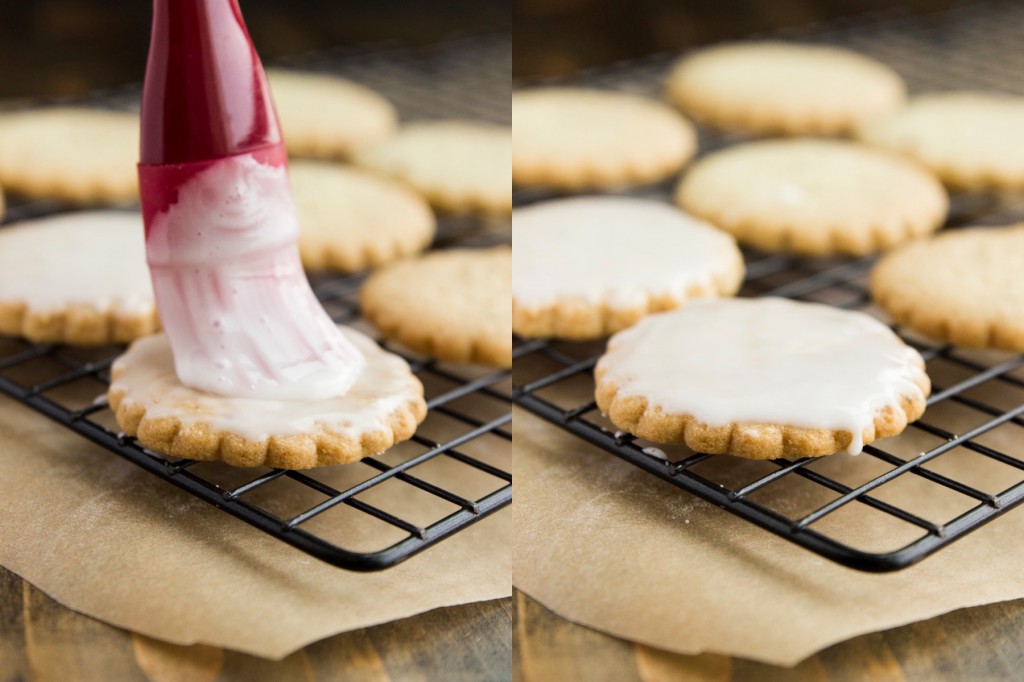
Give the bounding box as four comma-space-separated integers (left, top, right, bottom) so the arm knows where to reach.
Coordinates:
0, 211, 159, 345
353, 121, 511, 215
109, 327, 427, 469
361, 247, 512, 367
857, 92, 1024, 190
513, 196, 744, 340
267, 69, 398, 160
595, 298, 930, 459
871, 225, 1024, 351
512, 87, 697, 190
676, 139, 948, 256
666, 41, 906, 136
0, 108, 139, 204
290, 161, 435, 273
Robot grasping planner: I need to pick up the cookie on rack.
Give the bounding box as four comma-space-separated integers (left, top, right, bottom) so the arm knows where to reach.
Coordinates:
512, 87, 697, 190
665, 42, 906, 136
108, 326, 427, 469
595, 298, 930, 459
290, 161, 435, 273
513, 196, 743, 340
361, 246, 512, 367
267, 69, 398, 159
353, 121, 511, 215
0, 211, 159, 345
676, 139, 948, 256
871, 225, 1024, 351
0, 108, 139, 204
857, 92, 1024, 191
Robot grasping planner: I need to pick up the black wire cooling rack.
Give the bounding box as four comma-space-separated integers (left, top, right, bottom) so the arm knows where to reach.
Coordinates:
513, 3, 1024, 572
0, 34, 511, 572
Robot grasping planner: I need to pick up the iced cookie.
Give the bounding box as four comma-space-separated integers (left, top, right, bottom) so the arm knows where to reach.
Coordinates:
513, 196, 743, 340
267, 69, 397, 159
290, 161, 435, 272
512, 87, 697, 190
361, 247, 512, 367
595, 298, 930, 459
857, 92, 1024, 190
666, 42, 906, 136
353, 121, 511, 215
0, 211, 159, 345
676, 139, 948, 256
871, 225, 1024, 350
0, 108, 139, 204
109, 327, 427, 469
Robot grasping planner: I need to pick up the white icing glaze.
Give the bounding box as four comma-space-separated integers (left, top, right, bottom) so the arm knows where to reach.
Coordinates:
598, 298, 928, 454
0, 211, 153, 316
146, 155, 364, 400
512, 196, 741, 310
111, 326, 419, 441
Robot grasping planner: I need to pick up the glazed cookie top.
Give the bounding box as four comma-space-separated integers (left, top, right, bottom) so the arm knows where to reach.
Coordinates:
267, 69, 397, 159
512, 196, 742, 310
111, 326, 423, 443
353, 120, 512, 215
596, 298, 929, 454
512, 87, 697, 189
676, 139, 948, 255
857, 91, 1024, 190
666, 42, 906, 135
0, 211, 153, 315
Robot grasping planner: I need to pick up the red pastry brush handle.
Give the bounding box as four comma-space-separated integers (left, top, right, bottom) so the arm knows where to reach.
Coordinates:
139, 0, 281, 165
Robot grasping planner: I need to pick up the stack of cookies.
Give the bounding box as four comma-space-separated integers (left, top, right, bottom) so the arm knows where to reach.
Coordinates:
513, 40, 1024, 460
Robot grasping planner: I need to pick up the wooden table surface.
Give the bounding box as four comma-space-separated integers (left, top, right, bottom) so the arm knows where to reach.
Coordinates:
0, 565, 511, 682
515, 590, 1024, 681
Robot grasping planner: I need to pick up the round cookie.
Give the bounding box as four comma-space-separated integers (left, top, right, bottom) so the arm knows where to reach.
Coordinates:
513, 196, 744, 340
857, 92, 1024, 191
108, 327, 427, 469
595, 298, 930, 459
0, 211, 159, 345
353, 121, 511, 215
267, 69, 398, 159
361, 247, 511, 367
676, 139, 948, 256
290, 161, 435, 273
666, 42, 906, 136
871, 225, 1024, 351
512, 87, 697, 190
0, 108, 139, 204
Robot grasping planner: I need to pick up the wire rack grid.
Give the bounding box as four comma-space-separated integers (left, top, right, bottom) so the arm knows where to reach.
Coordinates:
0, 34, 512, 572
512, 3, 1024, 572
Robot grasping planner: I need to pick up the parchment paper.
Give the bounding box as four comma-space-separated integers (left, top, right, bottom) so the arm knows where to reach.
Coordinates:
513, 349, 1024, 667
0, 388, 510, 660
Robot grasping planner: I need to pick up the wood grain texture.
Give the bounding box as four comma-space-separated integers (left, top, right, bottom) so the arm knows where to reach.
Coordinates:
515, 590, 1024, 682
0, 565, 510, 682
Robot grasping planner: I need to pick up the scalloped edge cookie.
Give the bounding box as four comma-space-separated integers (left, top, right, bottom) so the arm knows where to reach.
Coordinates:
353, 120, 511, 215
361, 246, 512, 367
0, 211, 160, 346
675, 139, 948, 256
665, 41, 906, 136
512, 197, 744, 340
108, 328, 427, 469
512, 87, 698, 190
0, 108, 139, 204
290, 161, 436, 273
857, 91, 1024, 191
870, 225, 1024, 351
267, 69, 398, 159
